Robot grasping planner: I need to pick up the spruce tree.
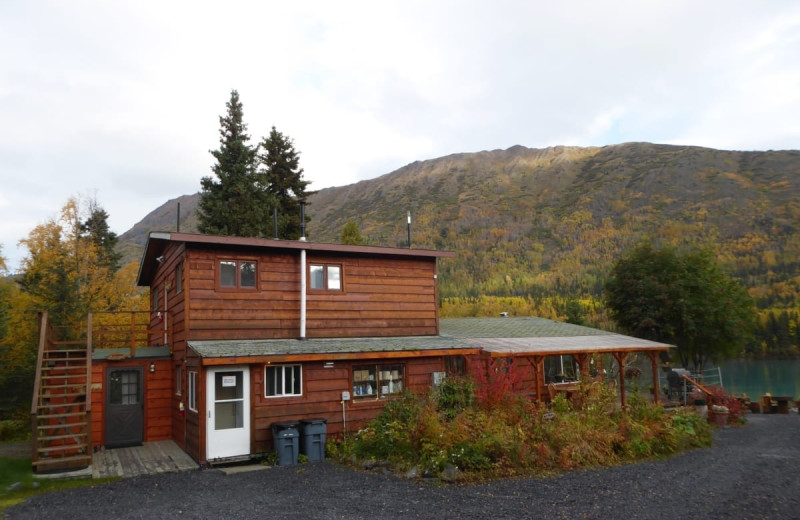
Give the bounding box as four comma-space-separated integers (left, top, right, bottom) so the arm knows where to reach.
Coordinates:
257, 126, 315, 240
81, 198, 121, 271
198, 90, 275, 237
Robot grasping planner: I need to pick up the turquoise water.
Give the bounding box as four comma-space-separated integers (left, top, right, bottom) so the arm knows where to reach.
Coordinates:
715, 359, 800, 399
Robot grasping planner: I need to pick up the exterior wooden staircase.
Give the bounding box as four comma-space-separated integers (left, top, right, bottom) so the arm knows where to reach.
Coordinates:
31, 312, 92, 473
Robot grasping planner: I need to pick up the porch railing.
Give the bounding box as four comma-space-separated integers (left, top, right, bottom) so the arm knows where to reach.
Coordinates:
89, 311, 171, 356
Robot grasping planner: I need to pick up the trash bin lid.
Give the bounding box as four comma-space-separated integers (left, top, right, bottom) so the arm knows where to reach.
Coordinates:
272, 420, 300, 430
300, 418, 327, 425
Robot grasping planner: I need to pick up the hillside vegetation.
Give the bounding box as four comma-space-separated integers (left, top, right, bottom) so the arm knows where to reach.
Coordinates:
117, 142, 800, 357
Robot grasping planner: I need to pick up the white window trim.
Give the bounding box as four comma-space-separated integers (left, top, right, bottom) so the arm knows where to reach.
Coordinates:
188, 371, 197, 412
264, 364, 303, 398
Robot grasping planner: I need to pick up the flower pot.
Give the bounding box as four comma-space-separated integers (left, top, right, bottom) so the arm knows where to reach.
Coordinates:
711, 411, 729, 427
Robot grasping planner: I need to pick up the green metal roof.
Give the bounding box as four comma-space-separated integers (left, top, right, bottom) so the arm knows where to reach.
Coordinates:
440, 317, 614, 338
188, 317, 670, 361
92, 346, 171, 361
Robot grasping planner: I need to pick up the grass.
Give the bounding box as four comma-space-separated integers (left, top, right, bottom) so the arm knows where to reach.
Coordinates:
0, 453, 117, 518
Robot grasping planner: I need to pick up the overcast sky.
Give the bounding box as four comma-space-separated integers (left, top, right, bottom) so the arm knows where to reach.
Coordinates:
1, 1, 798, 272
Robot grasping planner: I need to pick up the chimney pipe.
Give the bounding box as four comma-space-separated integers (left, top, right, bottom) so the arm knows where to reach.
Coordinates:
273, 208, 278, 239
300, 202, 306, 241
407, 211, 411, 249
177, 203, 181, 233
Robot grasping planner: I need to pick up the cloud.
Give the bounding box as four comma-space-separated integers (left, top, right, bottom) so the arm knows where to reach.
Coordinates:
0, 0, 798, 271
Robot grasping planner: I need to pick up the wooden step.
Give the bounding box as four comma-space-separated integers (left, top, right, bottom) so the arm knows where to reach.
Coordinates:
42, 383, 87, 390
37, 422, 88, 431
38, 432, 91, 442
37, 403, 86, 412
37, 443, 88, 454
36, 411, 87, 420
40, 391, 86, 399
33, 454, 92, 471
42, 362, 88, 368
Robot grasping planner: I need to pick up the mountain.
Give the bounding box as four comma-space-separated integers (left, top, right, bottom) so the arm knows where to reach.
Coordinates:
118, 142, 800, 313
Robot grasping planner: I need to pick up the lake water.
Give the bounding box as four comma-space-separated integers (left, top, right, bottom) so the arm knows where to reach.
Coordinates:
715, 359, 800, 399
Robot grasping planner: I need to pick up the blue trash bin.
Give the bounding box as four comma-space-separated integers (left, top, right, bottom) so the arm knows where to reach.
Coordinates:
300, 418, 327, 462
271, 421, 299, 466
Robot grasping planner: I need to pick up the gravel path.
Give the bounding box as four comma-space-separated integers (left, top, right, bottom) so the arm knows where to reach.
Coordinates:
7, 414, 800, 520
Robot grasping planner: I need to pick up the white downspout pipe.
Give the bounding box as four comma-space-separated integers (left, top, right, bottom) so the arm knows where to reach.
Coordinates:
299, 202, 307, 340
300, 247, 307, 339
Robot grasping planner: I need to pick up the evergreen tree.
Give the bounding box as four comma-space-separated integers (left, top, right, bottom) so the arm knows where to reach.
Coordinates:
198, 90, 275, 237
81, 198, 121, 271
340, 219, 365, 245
257, 126, 315, 240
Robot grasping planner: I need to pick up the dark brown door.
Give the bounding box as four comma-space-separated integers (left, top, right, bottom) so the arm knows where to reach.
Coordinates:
105, 367, 144, 448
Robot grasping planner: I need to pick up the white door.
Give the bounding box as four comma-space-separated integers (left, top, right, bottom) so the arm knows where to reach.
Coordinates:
206, 366, 250, 460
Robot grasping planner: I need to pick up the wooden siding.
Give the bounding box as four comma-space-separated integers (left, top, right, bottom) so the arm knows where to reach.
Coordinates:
249, 356, 446, 457
183, 248, 440, 342
90, 359, 173, 448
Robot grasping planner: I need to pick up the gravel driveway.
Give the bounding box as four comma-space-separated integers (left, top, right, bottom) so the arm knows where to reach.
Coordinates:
7, 414, 799, 520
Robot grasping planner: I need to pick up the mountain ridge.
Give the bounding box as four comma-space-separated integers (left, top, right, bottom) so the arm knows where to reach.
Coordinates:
117, 142, 800, 314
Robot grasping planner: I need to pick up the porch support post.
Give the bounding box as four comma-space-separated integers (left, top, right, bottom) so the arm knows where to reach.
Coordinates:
613, 352, 628, 410
647, 351, 661, 405
573, 353, 589, 380
527, 356, 544, 403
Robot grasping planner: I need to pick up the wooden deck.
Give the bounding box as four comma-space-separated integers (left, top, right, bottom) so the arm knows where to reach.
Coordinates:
92, 441, 198, 479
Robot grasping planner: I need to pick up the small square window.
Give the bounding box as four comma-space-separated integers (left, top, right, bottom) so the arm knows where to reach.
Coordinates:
353, 364, 403, 399
309, 263, 342, 291
219, 260, 258, 289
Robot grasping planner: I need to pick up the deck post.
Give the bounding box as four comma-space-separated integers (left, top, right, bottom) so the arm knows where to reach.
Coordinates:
613, 352, 628, 409
647, 351, 660, 405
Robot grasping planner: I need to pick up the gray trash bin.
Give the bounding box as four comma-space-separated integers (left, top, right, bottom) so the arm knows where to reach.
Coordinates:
300, 418, 327, 462
271, 421, 299, 466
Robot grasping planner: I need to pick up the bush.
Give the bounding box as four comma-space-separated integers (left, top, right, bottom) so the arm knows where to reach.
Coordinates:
705, 385, 745, 424
331, 375, 712, 481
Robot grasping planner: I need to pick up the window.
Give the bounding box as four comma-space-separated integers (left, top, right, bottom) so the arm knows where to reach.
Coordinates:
309, 264, 342, 291
188, 371, 197, 412
175, 263, 183, 294
219, 260, 257, 289
175, 365, 182, 396
445, 355, 467, 376
109, 370, 140, 405
265, 365, 302, 397
353, 364, 403, 399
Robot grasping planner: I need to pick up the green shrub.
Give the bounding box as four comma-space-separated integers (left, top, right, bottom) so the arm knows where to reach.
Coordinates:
331, 376, 713, 481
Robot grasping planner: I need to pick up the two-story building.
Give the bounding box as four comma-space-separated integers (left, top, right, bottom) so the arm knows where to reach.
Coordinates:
31, 232, 670, 472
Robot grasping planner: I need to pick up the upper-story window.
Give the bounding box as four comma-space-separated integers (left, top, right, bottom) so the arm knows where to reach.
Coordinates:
175, 263, 183, 294
309, 264, 342, 291
219, 259, 257, 289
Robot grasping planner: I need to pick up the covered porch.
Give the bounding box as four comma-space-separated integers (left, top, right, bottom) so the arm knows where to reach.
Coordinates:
440, 317, 672, 407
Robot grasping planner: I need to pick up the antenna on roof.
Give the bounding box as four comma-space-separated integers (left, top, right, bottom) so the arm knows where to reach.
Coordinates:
407, 211, 411, 249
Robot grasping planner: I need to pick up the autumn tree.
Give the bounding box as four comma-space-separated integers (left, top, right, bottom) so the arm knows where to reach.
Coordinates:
340, 220, 365, 245
604, 242, 756, 371
257, 126, 314, 240
198, 90, 276, 237
3, 198, 145, 414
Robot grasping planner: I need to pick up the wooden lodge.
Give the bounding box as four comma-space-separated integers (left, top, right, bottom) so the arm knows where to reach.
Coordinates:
31, 232, 670, 472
